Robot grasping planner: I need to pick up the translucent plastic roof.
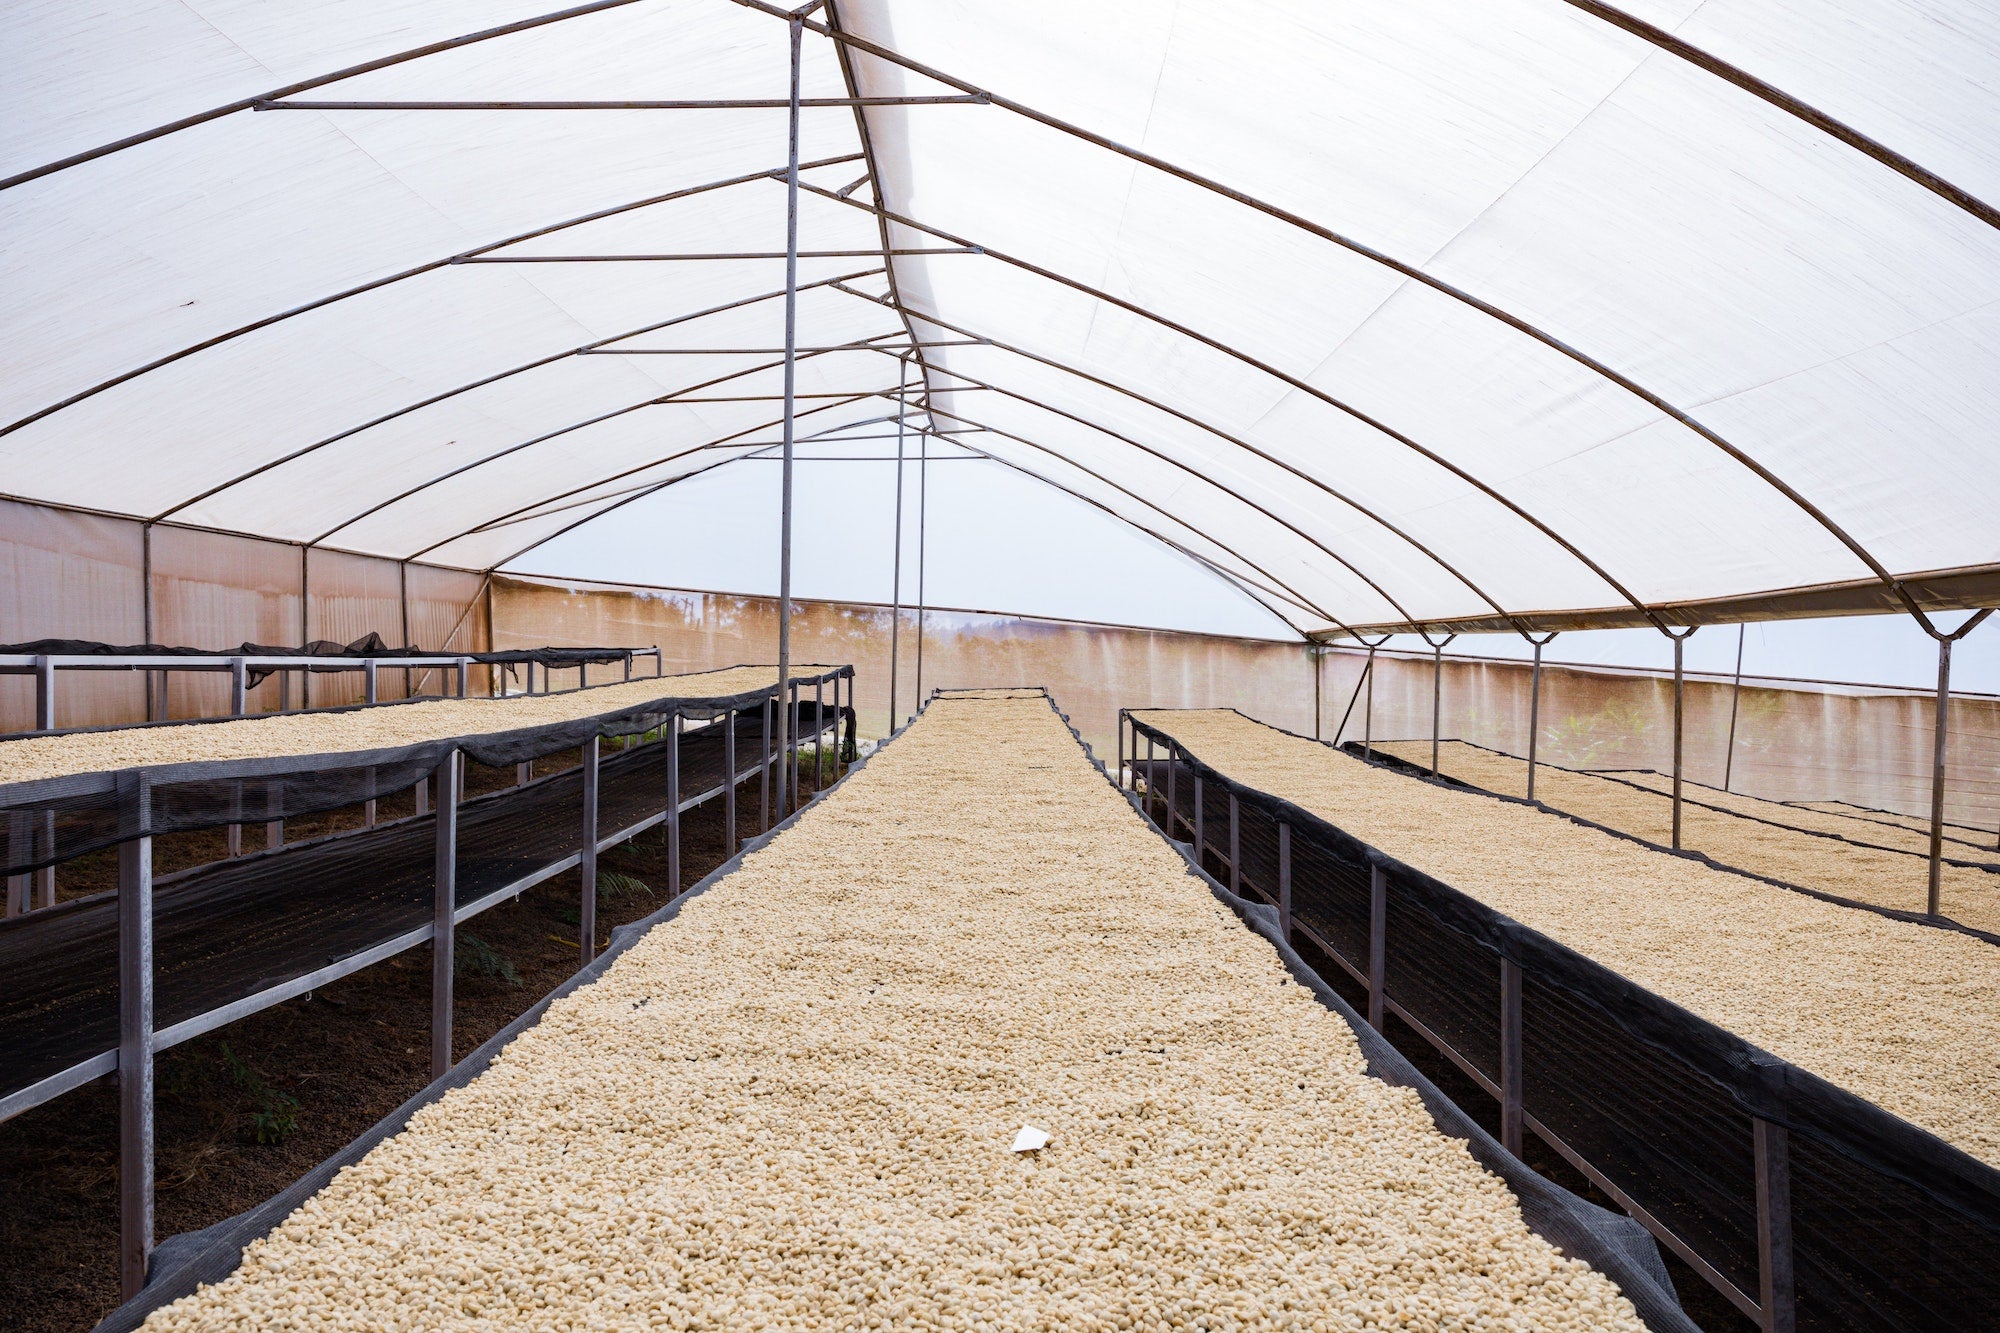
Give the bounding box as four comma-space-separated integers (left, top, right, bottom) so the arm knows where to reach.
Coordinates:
5, 0, 1998, 641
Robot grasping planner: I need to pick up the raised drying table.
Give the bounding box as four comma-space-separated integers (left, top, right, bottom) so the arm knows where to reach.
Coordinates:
0, 664, 856, 1301
1124, 707, 2000, 1333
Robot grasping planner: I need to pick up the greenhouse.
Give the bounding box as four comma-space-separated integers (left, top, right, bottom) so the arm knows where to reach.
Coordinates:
1, 2, 1996, 1330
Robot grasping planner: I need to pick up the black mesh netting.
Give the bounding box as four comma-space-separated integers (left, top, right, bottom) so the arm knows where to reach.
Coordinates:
1132, 712, 2000, 1332
0, 697, 856, 1108
0, 667, 853, 879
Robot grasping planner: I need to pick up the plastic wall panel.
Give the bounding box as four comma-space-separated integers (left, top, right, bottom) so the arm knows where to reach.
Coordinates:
0, 499, 145, 731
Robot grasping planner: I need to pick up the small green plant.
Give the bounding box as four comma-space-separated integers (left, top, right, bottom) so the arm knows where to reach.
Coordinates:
596, 870, 653, 901
218, 1043, 300, 1145
456, 932, 522, 985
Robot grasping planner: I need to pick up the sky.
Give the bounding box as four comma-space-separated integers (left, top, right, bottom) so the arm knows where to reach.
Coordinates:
515, 442, 2000, 696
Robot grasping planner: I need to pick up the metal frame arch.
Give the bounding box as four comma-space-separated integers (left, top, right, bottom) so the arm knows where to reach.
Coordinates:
780, 0, 1935, 618
907, 393, 1420, 629
0, 156, 868, 444
803, 181, 1668, 628
304, 340, 906, 547
484, 416, 1325, 637
153, 266, 887, 524
848, 288, 1528, 630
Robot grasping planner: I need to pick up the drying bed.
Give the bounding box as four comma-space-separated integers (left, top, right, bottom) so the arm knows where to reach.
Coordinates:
132, 693, 1656, 1332
1371, 739, 2000, 932
0, 665, 838, 785
1141, 712, 2000, 1169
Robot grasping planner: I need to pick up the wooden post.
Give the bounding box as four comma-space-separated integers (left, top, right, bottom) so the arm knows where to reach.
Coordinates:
1500, 957, 1524, 1156
580, 735, 600, 966
118, 772, 154, 1299
432, 750, 460, 1079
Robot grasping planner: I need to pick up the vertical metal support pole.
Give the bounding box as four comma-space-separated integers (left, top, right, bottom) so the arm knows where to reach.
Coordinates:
37, 811, 56, 910
141, 521, 158, 724
416, 776, 430, 817
889, 354, 908, 732
279, 669, 291, 714
667, 713, 682, 896
227, 656, 248, 858
772, 12, 803, 817
456, 658, 469, 698
1928, 634, 1953, 916
1228, 794, 1241, 897
298, 545, 311, 712
363, 766, 378, 828
914, 400, 930, 708
33, 653, 54, 730
364, 659, 378, 705
117, 772, 154, 1300
1117, 712, 1127, 790
517, 760, 530, 787
623, 654, 632, 683
725, 707, 738, 856
1526, 640, 1544, 803
1363, 645, 1376, 761
1367, 864, 1387, 1031
432, 749, 460, 1079
814, 678, 825, 796
1500, 957, 1524, 1156
1145, 733, 1157, 826
1312, 646, 1322, 740
1672, 634, 1686, 851
1724, 623, 1746, 792
1193, 774, 1205, 862
1277, 821, 1292, 942
6, 814, 29, 918
1431, 642, 1445, 776
264, 777, 283, 850
1755, 1117, 1797, 1333
760, 695, 773, 833
579, 734, 600, 966
1166, 742, 1178, 840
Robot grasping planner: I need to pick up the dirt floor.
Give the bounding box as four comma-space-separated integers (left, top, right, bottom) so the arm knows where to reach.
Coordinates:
1138, 710, 2000, 1171
132, 693, 1648, 1333
0, 751, 845, 1333
1372, 739, 2000, 932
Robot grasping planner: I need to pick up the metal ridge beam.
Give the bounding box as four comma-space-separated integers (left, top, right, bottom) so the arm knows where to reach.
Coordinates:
0, 156, 865, 445
746, 0, 1925, 621
255, 96, 987, 110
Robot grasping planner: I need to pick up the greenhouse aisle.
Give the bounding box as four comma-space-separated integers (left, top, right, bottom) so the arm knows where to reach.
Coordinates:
134, 692, 1648, 1332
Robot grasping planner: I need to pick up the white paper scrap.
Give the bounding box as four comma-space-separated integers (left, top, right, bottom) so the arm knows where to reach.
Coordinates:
1010, 1125, 1050, 1153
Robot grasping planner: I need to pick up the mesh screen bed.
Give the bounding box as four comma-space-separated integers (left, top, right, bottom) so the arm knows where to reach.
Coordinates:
1126, 711, 2000, 1332
0, 634, 644, 686
0, 670, 856, 1121
92, 689, 1697, 1333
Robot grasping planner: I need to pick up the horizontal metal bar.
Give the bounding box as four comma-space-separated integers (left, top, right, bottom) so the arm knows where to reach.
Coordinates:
1524, 1111, 1765, 1323
0, 1050, 118, 1122
155, 923, 435, 1050
256, 96, 988, 110
0, 654, 471, 671
581, 340, 984, 354
461, 248, 978, 262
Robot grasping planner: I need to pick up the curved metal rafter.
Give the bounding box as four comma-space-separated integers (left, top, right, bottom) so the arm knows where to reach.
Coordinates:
772, 1, 1931, 619
158, 266, 887, 525
803, 180, 1665, 628
490, 416, 1322, 636
910, 392, 1418, 627
406, 389, 887, 561
0, 155, 866, 444
836, 282, 1523, 627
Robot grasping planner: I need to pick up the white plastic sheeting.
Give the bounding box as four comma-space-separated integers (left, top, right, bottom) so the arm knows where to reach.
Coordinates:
3, 0, 1996, 639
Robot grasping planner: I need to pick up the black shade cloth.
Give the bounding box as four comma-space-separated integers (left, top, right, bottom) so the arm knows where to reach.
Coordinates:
2, 636, 643, 688
1134, 710, 2000, 1333
0, 666, 852, 878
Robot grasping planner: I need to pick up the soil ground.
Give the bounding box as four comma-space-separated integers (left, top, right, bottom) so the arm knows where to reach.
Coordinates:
0, 750, 844, 1333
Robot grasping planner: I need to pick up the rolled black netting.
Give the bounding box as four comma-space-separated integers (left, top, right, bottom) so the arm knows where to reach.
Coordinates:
1128, 711, 2000, 1333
